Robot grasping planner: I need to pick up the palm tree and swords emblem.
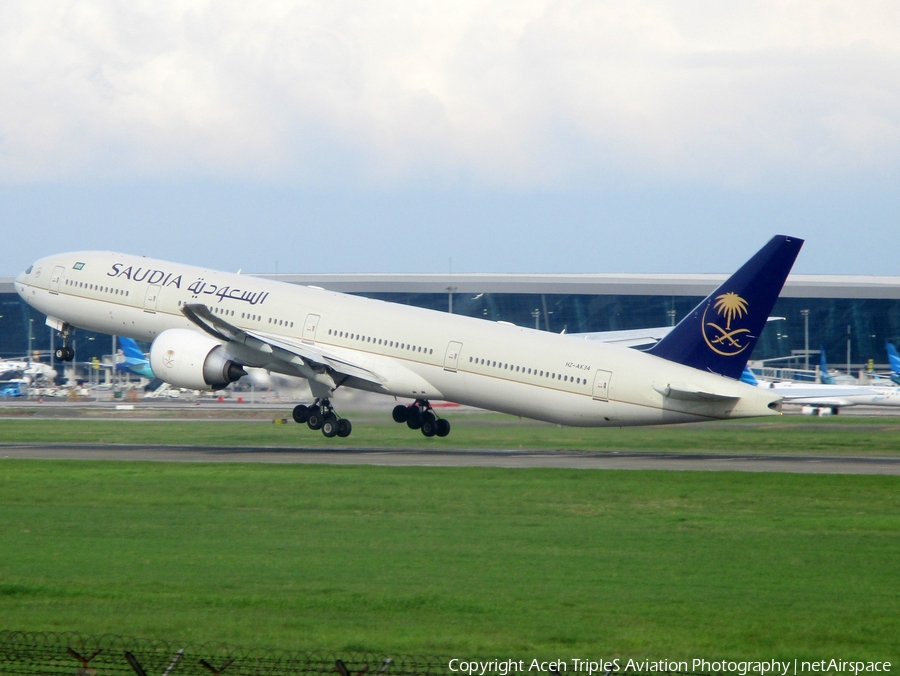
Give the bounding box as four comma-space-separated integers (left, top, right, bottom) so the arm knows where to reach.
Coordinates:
702, 292, 752, 356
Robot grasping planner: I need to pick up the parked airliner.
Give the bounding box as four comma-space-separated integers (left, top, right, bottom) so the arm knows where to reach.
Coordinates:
742, 368, 900, 414
14, 236, 802, 438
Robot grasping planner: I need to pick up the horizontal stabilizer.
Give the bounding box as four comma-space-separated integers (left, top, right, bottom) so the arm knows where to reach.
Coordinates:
573, 326, 673, 349
653, 384, 740, 402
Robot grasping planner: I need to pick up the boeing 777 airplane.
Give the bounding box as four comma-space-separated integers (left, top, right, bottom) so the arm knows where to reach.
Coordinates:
14, 235, 802, 437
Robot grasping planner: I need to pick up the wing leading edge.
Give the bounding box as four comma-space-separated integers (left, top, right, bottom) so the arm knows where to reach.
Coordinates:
181, 303, 383, 388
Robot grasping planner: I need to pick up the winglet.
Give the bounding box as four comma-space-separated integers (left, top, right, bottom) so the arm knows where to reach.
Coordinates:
647, 235, 803, 380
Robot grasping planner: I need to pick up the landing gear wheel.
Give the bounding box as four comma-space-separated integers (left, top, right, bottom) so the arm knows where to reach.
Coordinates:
421, 419, 436, 437
55, 347, 74, 362
435, 419, 451, 437
406, 406, 422, 430
298, 398, 349, 437
322, 419, 338, 438
306, 407, 324, 430
292, 404, 310, 424
392, 404, 409, 423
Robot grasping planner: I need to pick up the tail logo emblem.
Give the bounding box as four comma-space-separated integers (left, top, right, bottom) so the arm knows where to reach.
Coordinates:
702, 292, 751, 356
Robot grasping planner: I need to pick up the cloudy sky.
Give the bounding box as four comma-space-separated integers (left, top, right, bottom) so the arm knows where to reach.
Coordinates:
2, 1, 899, 275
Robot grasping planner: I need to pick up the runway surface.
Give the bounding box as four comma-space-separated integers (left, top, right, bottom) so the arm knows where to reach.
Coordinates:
3, 443, 900, 474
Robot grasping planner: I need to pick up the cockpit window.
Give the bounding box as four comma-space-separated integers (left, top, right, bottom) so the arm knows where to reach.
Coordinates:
25, 265, 33, 275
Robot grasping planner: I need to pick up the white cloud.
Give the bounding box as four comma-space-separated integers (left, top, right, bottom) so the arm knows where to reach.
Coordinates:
1, 0, 898, 187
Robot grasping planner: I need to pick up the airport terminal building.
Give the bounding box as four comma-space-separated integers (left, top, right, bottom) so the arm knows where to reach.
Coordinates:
2, 272, 900, 372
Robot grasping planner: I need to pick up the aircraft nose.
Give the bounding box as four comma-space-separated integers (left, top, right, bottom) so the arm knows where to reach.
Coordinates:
14, 266, 30, 297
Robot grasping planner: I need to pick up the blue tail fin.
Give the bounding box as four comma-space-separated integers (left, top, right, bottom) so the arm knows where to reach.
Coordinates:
647, 235, 803, 379
819, 347, 836, 384
119, 337, 145, 360
887, 343, 900, 385
740, 367, 759, 386
117, 337, 156, 379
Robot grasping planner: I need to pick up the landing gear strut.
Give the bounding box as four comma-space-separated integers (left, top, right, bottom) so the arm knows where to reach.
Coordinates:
54, 324, 75, 362
392, 400, 450, 437
293, 398, 352, 438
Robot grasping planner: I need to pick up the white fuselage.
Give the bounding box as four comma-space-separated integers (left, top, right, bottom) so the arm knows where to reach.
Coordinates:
15, 251, 782, 426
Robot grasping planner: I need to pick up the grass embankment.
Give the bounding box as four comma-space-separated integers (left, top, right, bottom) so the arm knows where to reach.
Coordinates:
1, 461, 898, 659
1, 414, 900, 454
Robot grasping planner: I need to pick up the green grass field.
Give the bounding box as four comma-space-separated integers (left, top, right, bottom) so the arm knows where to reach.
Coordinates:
2, 459, 899, 660
2, 413, 900, 454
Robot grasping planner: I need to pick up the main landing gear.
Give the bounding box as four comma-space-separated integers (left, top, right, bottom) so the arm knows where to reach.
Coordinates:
54, 324, 75, 362
292, 398, 352, 438
392, 400, 451, 437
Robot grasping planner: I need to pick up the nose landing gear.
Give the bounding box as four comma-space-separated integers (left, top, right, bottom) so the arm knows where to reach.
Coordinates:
293, 398, 352, 438
392, 400, 450, 437
54, 324, 75, 362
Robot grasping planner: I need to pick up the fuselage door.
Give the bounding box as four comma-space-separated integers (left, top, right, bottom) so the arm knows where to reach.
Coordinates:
49, 266, 64, 294
443, 341, 463, 372
303, 314, 320, 344
143, 285, 161, 313
592, 369, 612, 401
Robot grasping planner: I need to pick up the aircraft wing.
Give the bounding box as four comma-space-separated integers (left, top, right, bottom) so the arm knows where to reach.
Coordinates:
182, 303, 383, 387
570, 326, 673, 348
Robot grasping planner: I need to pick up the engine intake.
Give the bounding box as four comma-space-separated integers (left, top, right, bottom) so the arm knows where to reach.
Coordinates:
149, 329, 247, 390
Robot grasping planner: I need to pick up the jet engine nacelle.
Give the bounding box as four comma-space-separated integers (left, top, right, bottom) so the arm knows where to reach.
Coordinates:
149, 329, 246, 391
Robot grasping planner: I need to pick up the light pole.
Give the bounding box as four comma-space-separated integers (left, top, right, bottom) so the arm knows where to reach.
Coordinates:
801, 309, 810, 371
28, 318, 33, 367
446, 286, 457, 314
847, 325, 852, 375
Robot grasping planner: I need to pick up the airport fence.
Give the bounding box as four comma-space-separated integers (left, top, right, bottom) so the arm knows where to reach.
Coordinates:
0, 631, 719, 676
0, 631, 446, 676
